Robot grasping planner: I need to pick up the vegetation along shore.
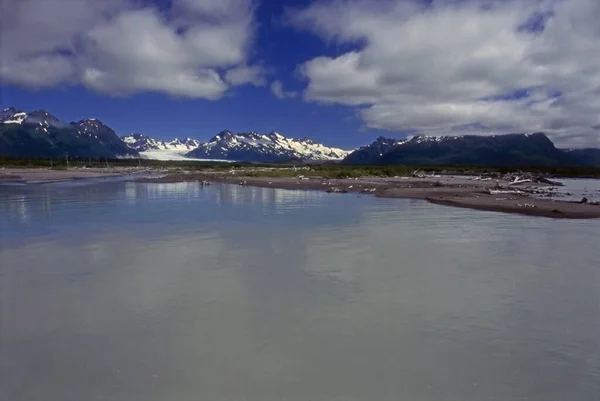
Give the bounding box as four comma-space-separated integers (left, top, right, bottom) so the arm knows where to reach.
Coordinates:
2, 162, 599, 219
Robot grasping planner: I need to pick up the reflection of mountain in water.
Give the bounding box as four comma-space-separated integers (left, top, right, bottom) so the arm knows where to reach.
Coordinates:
1, 181, 363, 241
214, 183, 331, 215
4, 179, 600, 400
124, 182, 204, 202
3, 194, 30, 224
1, 182, 130, 235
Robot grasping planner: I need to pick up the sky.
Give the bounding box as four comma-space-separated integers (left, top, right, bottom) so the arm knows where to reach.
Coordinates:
1, 0, 600, 149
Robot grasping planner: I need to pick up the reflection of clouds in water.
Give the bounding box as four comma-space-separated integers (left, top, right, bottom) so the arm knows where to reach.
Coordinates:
1, 184, 375, 398
4, 181, 600, 400
1, 223, 336, 398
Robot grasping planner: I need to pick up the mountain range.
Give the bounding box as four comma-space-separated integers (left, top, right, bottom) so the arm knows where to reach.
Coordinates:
1, 107, 599, 167
121, 133, 202, 161
0, 107, 136, 159
0, 108, 348, 162
187, 130, 350, 162
344, 133, 600, 167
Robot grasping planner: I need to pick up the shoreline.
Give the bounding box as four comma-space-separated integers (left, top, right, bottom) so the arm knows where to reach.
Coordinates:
2, 167, 600, 219
134, 172, 600, 219
0, 167, 149, 184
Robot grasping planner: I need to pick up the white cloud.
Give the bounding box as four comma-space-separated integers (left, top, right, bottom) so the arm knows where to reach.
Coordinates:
270, 80, 298, 99
0, 0, 262, 99
225, 65, 266, 86
288, 0, 600, 147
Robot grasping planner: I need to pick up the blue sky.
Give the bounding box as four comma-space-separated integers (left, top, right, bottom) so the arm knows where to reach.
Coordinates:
0, 0, 384, 149
1, 0, 600, 148
1, 80, 374, 149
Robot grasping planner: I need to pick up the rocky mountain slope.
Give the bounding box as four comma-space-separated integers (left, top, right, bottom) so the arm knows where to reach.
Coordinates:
71, 118, 138, 158
2, 106, 599, 166
186, 130, 351, 162
344, 133, 600, 167
121, 133, 201, 160
0, 107, 350, 162
342, 136, 401, 165
0, 108, 137, 158
122, 133, 201, 152
562, 148, 600, 167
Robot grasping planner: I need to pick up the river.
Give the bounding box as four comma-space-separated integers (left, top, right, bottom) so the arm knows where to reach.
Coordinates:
1, 180, 599, 401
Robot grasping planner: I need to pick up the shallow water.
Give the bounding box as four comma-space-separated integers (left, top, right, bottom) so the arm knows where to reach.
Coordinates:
1, 181, 600, 401
541, 178, 600, 202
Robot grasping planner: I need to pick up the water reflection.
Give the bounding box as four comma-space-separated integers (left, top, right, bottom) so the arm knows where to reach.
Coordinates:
1, 182, 600, 400
1, 182, 361, 242
124, 181, 204, 201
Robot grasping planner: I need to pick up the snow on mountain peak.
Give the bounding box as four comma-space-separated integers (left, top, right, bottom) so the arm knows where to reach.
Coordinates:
406, 135, 459, 144
122, 130, 350, 162
70, 118, 113, 140
187, 130, 351, 162
78, 118, 104, 128
0, 108, 65, 133
121, 134, 202, 160
2, 112, 27, 124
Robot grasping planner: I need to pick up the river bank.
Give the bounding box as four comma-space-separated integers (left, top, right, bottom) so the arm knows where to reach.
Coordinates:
0, 167, 151, 184
135, 171, 600, 219
2, 167, 599, 218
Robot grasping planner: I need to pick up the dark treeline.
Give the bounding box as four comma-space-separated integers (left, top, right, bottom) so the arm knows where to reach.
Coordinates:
2, 156, 600, 178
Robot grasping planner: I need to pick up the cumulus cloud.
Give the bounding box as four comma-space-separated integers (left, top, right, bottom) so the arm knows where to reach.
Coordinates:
270, 80, 298, 99
288, 0, 600, 147
225, 65, 266, 86
0, 0, 262, 99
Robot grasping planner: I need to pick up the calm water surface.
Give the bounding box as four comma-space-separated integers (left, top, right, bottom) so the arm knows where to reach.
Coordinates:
1, 181, 600, 401
545, 178, 600, 202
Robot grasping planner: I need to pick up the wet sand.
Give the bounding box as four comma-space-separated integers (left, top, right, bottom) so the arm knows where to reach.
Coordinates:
0, 167, 146, 184
3, 168, 599, 218
137, 173, 600, 219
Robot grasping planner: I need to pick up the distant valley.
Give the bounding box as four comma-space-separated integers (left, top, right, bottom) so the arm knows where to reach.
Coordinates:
121, 134, 203, 161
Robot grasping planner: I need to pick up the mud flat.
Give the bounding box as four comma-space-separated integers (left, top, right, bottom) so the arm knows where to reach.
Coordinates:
136, 172, 600, 219
3, 168, 598, 218
0, 167, 147, 184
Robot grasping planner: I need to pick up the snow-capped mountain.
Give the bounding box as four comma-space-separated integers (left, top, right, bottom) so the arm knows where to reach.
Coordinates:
0, 108, 137, 158
122, 133, 202, 160
70, 118, 138, 157
122, 133, 200, 152
0, 107, 67, 133
6, 105, 594, 167
343, 136, 403, 164
186, 130, 351, 162
344, 133, 574, 166
0, 107, 350, 162
404, 135, 459, 144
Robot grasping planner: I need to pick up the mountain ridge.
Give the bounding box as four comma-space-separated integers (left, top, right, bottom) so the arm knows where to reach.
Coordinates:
185, 130, 350, 162
344, 133, 600, 167
0, 108, 137, 158
1, 106, 599, 166
0, 107, 351, 162
122, 133, 201, 152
